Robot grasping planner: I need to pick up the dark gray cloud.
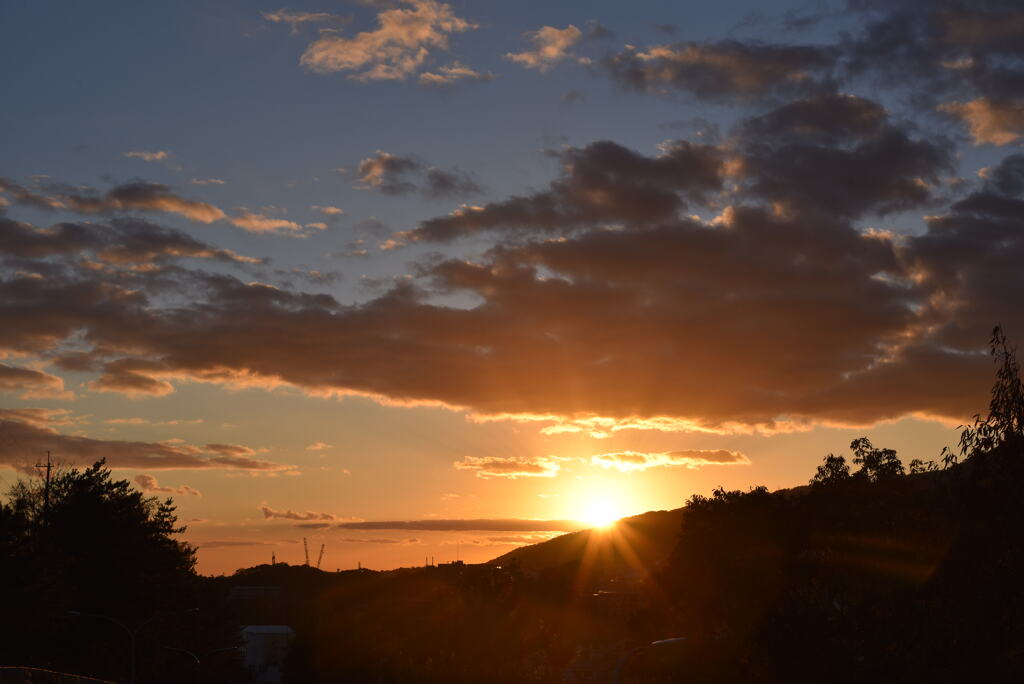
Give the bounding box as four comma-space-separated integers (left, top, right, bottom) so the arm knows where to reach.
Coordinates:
406, 139, 723, 241
355, 150, 482, 198
602, 39, 838, 102
0, 178, 65, 210
735, 94, 953, 218
2, 3, 1023, 439
0, 409, 291, 473
0, 216, 260, 265
1, 178, 302, 234
0, 363, 68, 399
844, 1, 1024, 97
60, 182, 227, 223
0, 179, 1012, 432
903, 153, 1024, 351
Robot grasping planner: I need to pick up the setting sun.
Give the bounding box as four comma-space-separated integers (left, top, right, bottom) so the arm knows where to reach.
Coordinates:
580, 496, 629, 528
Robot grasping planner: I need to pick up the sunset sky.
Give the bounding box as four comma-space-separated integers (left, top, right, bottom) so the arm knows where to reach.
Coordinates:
2, 0, 1023, 574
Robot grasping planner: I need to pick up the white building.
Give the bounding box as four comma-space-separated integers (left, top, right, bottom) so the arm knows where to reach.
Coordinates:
240, 625, 295, 684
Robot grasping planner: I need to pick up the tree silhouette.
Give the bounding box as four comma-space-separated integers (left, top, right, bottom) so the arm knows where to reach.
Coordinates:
810, 453, 851, 486
951, 325, 1024, 461
850, 437, 904, 481
1, 460, 198, 679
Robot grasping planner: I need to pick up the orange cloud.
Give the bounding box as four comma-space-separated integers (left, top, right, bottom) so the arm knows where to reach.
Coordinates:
229, 209, 302, 234
298, 0, 477, 81
590, 449, 750, 473
506, 25, 584, 72
453, 455, 561, 479
0, 363, 72, 400
134, 473, 201, 496
940, 98, 1024, 145
418, 61, 493, 86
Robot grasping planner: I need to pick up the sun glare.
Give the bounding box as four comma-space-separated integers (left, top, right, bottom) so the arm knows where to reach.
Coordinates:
581, 497, 627, 528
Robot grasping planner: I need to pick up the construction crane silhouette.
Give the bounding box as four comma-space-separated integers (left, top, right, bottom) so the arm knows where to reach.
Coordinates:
316, 543, 325, 569
303, 537, 310, 566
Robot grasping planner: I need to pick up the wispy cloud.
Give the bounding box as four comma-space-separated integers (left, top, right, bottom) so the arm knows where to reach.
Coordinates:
419, 61, 493, 86
263, 8, 349, 35
590, 449, 750, 473
229, 209, 302, 234
124, 150, 170, 162
453, 455, 561, 479
506, 25, 585, 72
261, 504, 337, 521
134, 473, 201, 496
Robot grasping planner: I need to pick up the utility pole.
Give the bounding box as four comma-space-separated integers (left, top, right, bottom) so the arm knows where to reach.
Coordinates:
34, 450, 53, 512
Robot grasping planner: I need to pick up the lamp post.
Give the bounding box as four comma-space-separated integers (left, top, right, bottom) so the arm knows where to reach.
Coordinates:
68, 608, 198, 684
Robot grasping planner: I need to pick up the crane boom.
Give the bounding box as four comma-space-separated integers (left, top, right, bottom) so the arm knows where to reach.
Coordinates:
303, 537, 309, 566
317, 543, 325, 569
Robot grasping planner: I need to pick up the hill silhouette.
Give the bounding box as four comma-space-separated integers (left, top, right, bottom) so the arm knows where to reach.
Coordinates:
489, 508, 684, 576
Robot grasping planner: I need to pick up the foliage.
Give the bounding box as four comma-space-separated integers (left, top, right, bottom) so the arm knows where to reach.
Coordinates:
951, 325, 1024, 461
0, 460, 238, 683
850, 437, 904, 481
908, 458, 939, 474
810, 453, 851, 485
5, 459, 196, 611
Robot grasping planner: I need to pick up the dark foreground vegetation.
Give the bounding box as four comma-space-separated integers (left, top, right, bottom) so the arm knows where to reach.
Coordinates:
2, 327, 1023, 683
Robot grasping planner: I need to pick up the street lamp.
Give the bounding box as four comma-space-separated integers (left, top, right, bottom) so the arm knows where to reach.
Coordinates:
68, 607, 198, 684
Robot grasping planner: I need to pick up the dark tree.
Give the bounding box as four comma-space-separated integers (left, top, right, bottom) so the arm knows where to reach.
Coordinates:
810, 453, 851, 485
0, 460, 201, 680
850, 437, 904, 481
953, 325, 1024, 460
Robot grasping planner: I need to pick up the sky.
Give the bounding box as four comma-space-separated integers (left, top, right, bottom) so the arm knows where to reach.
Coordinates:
2, 0, 1023, 575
